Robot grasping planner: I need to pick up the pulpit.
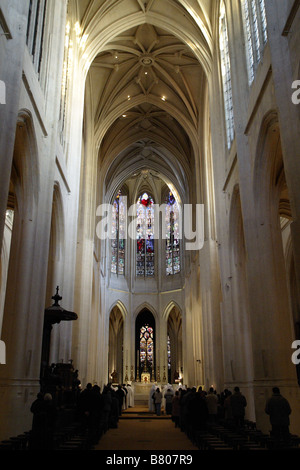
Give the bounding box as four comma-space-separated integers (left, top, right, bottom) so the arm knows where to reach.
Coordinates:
40, 287, 78, 391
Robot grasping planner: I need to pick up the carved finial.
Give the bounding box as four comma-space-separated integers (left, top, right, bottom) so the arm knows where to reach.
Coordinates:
52, 286, 62, 306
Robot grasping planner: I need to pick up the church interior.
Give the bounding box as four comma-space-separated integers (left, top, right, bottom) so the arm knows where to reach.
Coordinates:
0, 0, 300, 450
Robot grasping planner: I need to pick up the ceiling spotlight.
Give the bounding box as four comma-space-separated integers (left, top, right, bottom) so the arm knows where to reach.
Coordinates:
122, 114, 127, 117
161, 96, 166, 101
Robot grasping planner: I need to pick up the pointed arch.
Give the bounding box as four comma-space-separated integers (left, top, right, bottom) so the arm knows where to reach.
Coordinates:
45, 182, 66, 307
163, 300, 183, 322
108, 299, 128, 321
13, 109, 40, 217
163, 302, 183, 384
108, 302, 125, 383
135, 305, 156, 382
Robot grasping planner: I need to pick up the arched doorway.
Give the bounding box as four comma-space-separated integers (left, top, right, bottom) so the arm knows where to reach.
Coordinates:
109, 306, 124, 384
136, 309, 155, 383
167, 306, 182, 384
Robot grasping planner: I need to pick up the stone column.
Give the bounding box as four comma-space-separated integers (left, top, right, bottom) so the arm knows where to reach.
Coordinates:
68, 65, 93, 384
0, 1, 29, 249
0, 193, 53, 439
264, 0, 300, 304
225, 0, 300, 433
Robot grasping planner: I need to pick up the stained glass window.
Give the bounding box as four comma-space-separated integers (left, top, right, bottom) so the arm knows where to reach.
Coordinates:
140, 325, 154, 371
241, 0, 268, 85
111, 190, 126, 275
167, 335, 171, 371
165, 191, 180, 275
219, 1, 235, 150
136, 192, 155, 277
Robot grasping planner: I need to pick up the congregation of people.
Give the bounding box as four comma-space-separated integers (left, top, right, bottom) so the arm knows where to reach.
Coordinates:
29, 380, 135, 449
27, 368, 293, 450
149, 383, 293, 446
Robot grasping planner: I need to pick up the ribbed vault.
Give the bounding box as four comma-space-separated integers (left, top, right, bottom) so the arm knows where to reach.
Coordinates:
78, 0, 214, 203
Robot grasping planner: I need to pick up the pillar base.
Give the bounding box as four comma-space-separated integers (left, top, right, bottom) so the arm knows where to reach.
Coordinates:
0, 378, 40, 441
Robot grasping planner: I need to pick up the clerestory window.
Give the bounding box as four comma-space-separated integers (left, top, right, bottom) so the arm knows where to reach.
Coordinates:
219, 0, 235, 150
111, 190, 126, 275
136, 192, 155, 277
165, 191, 180, 276
241, 0, 268, 85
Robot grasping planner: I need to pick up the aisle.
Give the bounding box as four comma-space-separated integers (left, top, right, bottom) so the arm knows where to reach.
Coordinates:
94, 406, 198, 451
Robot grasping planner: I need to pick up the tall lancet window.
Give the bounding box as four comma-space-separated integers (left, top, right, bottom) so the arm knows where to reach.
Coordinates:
219, 0, 235, 150
140, 324, 154, 372
136, 192, 155, 277
26, 0, 48, 75
111, 190, 126, 275
165, 191, 180, 275
241, 0, 268, 85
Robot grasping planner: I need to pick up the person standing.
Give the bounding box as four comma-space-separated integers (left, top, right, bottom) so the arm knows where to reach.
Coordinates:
149, 384, 156, 412
116, 385, 125, 416
154, 387, 163, 416
164, 388, 174, 415
29, 393, 56, 450
230, 386, 247, 429
127, 384, 134, 407
171, 391, 181, 427
205, 387, 218, 423
29, 392, 45, 449
265, 387, 291, 441
224, 390, 233, 424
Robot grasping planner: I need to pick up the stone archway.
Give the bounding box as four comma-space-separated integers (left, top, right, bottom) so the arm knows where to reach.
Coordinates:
135, 308, 156, 383
109, 305, 124, 384
167, 305, 183, 384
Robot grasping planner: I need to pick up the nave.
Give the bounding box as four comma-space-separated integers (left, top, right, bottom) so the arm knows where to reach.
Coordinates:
94, 405, 300, 452
1, 389, 300, 452
94, 405, 197, 451
1, 0, 300, 443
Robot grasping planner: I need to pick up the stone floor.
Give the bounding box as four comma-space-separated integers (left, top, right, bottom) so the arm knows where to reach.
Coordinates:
94, 405, 198, 451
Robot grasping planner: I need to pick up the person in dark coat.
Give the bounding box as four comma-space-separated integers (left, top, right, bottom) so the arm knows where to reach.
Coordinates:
29, 392, 44, 449
265, 387, 291, 441
188, 389, 209, 433
30, 392, 56, 449
116, 385, 125, 416
89, 385, 103, 444
101, 386, 112, 433
164, 388, 174, 415
171, 391, 180, 427
230, 386, 247, 429
154, 387, 163, 416
77, 382, 93, 431
109, 388, 119, 429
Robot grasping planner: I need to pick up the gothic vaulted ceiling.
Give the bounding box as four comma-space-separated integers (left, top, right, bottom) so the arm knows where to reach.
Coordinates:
76, 0, 215, 199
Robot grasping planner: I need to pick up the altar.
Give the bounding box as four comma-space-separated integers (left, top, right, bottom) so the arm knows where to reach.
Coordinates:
134, 381, 155, 406
141, 371, 151, 383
